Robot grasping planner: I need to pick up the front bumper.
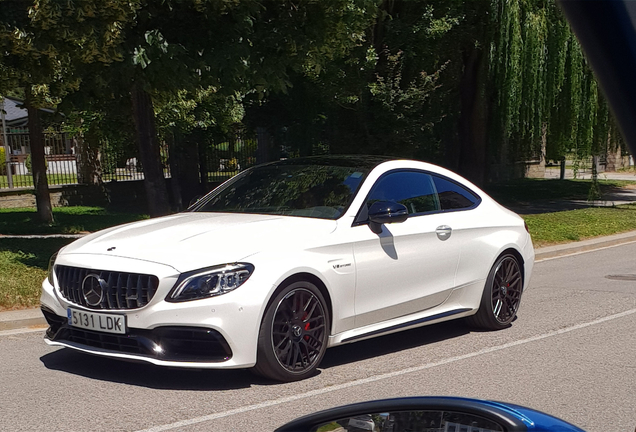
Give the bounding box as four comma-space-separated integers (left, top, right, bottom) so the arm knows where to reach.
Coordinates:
42, 306, 233, 363
41, 267, 268, 369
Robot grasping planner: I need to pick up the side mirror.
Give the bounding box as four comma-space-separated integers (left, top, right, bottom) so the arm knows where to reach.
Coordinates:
275, 397, 587, 432
367, 201, 408, 234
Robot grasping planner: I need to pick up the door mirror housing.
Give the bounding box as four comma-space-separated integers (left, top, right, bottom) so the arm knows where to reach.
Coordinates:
367, 201, 408, 233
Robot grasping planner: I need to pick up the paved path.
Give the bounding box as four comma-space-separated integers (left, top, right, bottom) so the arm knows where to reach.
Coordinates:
544, 167, 636, 181
506, 184, 636, 215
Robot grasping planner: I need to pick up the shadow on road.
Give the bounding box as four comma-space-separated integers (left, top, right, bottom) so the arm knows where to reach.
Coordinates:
39, 348, 264, 391
40, 319, 472, 389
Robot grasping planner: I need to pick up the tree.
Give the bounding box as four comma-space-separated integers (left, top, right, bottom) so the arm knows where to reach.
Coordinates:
1, 1, 138, 222
27, 0, 377, 216
0, 4, 58, 222
246, 0, 625, 186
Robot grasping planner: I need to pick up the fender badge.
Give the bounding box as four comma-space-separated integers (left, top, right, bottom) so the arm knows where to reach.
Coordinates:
107, 247, 116, 251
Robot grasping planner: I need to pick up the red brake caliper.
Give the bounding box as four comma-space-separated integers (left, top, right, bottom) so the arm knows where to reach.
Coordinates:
303, 312, 310, 340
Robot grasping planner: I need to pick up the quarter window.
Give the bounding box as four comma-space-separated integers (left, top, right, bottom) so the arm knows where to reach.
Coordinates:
432, 175, 479, 210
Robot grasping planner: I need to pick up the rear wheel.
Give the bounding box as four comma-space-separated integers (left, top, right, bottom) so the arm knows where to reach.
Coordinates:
253, 281, 329, 382
467, 253, 523, 330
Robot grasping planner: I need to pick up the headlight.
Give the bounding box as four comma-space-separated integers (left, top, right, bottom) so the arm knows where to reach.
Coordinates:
47, 252, 58, 285
168, 263, 254, 302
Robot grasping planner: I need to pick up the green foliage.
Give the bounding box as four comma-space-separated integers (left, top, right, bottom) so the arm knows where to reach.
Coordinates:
489, 1, 623, 164
1, 0, 627, 195
0, 146, 6, 175
24, 153, 47, 173
247, 1, 458, 160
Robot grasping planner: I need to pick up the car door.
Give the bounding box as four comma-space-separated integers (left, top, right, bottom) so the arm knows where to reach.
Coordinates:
429, 174, 484, 290
352, 170, 462, 328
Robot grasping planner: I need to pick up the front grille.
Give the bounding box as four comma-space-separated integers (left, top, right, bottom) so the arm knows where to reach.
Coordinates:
42, 310, 233, 363
55, 265, 159, 310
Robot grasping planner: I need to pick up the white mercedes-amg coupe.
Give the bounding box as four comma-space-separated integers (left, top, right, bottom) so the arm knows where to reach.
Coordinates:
41, 156, 534, 381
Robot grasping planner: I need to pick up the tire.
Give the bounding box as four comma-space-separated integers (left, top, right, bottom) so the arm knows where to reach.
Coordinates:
253, 281, 330, 382
467, 253, 523, 330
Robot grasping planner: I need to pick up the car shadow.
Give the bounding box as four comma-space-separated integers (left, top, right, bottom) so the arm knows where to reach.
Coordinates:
40, 319, 473, 389
39, 348, 269, 390
319, 320, 471, 369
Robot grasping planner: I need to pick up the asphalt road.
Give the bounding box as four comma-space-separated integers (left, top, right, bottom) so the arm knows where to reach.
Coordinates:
1, 243, 635, 432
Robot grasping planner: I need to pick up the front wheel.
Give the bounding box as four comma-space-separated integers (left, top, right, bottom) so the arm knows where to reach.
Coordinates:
467, 253, 523, 330
253, 281, 329, 382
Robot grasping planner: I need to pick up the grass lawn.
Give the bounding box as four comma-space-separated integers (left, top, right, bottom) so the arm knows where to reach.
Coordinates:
523, 204, 636, 247
0, 173, 79, 188
0, 238, 74, 310
0, 206, 148, 235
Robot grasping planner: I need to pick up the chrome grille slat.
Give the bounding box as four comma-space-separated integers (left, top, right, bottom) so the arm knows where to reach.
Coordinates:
55, 265, 159, 310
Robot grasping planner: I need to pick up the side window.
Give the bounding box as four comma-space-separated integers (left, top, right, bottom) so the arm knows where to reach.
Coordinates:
432, 175, 480, 210
366, 171, 440, 215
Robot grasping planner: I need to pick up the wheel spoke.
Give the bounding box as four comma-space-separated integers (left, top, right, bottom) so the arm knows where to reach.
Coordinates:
304, 300, 318, 321
505, 260, 514, 281
493, 299, 502, 316
275, 336, 290, 351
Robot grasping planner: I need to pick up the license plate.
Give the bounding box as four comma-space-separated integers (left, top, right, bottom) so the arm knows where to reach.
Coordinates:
67, 308, 126, 335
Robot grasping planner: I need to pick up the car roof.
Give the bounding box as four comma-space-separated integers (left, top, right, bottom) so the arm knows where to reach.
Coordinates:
265, 155, 398, 170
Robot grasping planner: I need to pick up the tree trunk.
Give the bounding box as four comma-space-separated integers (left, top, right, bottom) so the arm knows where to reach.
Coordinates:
179, 135, 203, 207
76, 123, 102, 185
25, 88, 54, 224
166, 132, 183, 211
457, 46, 489, 186
198, 141, 208, 191
131, 82, 171, 217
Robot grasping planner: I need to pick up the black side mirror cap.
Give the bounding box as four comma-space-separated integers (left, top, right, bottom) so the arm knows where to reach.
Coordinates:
367, 201, 408, 233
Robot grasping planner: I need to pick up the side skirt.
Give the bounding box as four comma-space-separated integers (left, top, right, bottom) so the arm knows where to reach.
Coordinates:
339, 308, 472, 344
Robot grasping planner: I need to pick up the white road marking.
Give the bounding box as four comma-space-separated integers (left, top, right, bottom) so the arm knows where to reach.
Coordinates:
135, 307, 636, 432
535, 239, 636, 263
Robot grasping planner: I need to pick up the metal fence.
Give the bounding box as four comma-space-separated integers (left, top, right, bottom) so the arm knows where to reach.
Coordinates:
1, 127, 82, 189
199, 133, 258, 184
1, 128, 259, 190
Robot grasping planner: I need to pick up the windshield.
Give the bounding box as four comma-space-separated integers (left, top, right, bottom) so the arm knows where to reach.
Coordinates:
193, 163, 370, 219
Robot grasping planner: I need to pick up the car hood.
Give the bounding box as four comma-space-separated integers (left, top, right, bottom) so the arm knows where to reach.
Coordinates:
60, 212, 337, 273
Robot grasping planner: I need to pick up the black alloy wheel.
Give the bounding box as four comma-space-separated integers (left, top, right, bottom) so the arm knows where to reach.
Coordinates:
467, 253, 523, 330
490, 256, 523, 324
254, 281, 329, 382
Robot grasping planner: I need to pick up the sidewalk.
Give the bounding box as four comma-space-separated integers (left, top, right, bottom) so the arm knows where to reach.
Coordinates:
3, 229, 636, 332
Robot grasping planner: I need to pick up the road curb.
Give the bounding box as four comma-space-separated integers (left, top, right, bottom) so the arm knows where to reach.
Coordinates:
0, 308, 47, 331
2, 229, 636, 332
534, 230, 636, 261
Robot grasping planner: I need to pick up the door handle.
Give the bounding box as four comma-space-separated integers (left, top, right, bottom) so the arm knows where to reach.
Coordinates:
436, 225, 452, 241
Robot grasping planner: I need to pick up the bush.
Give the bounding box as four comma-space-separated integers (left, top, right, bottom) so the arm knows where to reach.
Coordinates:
25, 154, 48, 173
0, 147, 5, 175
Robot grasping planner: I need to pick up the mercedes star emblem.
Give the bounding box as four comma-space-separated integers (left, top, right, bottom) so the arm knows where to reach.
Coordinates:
82, 273, 107, 307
